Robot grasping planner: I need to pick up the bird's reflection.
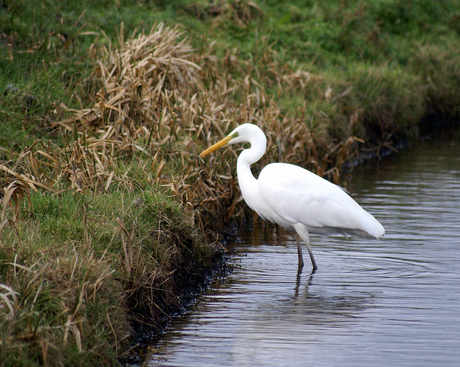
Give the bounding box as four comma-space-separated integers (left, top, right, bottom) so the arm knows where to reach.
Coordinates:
294, 266, 315, 298
239, 224, 370, 325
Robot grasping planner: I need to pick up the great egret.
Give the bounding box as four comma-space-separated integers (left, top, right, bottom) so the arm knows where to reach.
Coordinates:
200, 123, 385, 271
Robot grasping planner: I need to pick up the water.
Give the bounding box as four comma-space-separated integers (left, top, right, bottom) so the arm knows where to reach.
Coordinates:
149, 130, 460, 367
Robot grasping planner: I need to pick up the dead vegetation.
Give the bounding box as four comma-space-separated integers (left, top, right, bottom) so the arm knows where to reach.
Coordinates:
0, 23, 368, 230
0, 242, 130, 366
50, 23, 369, 223
185, 0, 264, 27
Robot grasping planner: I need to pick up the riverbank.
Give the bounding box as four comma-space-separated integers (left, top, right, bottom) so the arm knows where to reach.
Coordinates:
1, 1, 459, 365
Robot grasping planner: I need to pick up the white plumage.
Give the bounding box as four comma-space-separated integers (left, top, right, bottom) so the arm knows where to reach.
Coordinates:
200, 123, 385, 270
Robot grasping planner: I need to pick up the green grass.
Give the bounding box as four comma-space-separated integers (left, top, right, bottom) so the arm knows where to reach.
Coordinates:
1, 0, 460, 365
1, 187, 211, 366
2, 0, 459, 141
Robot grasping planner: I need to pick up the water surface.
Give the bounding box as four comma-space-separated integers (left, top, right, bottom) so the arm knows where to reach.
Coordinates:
149, 131, 460, 367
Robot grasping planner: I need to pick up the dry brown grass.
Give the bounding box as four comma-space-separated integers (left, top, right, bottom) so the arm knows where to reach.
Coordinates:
185, 0, 263, 27
0, 244, 130, 365
3, 22, 367, 232
54, 23, 203, 136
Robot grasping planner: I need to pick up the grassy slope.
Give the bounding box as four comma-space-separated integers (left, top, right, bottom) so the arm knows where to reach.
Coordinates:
1, 0, 460, 365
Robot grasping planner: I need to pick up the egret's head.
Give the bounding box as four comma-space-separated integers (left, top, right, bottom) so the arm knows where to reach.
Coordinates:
200, 124, 263, 157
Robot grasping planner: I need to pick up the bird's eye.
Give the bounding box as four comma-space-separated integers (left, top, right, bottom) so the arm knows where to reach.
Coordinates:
231, 132, 239, 139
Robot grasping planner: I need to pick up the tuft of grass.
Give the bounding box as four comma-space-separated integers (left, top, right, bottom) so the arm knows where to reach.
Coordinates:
0, 187, 213, 366
0, 214, 130, 365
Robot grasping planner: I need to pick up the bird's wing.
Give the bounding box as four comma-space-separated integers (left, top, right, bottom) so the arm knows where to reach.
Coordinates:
258, 163, 382, 237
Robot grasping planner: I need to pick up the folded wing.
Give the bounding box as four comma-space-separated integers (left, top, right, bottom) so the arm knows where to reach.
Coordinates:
257, 163, 384, 238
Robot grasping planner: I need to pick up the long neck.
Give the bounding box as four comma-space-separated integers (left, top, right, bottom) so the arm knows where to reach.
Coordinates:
236, 135, 266, 209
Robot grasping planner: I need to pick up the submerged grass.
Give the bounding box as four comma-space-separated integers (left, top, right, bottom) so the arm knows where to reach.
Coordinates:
1, 0, 460, 365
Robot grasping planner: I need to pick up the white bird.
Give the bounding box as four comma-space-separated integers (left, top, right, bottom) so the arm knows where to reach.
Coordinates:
200, 123, 385, 271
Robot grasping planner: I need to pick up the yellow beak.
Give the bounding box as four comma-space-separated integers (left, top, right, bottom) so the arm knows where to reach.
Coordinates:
200, 135, 233, 157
